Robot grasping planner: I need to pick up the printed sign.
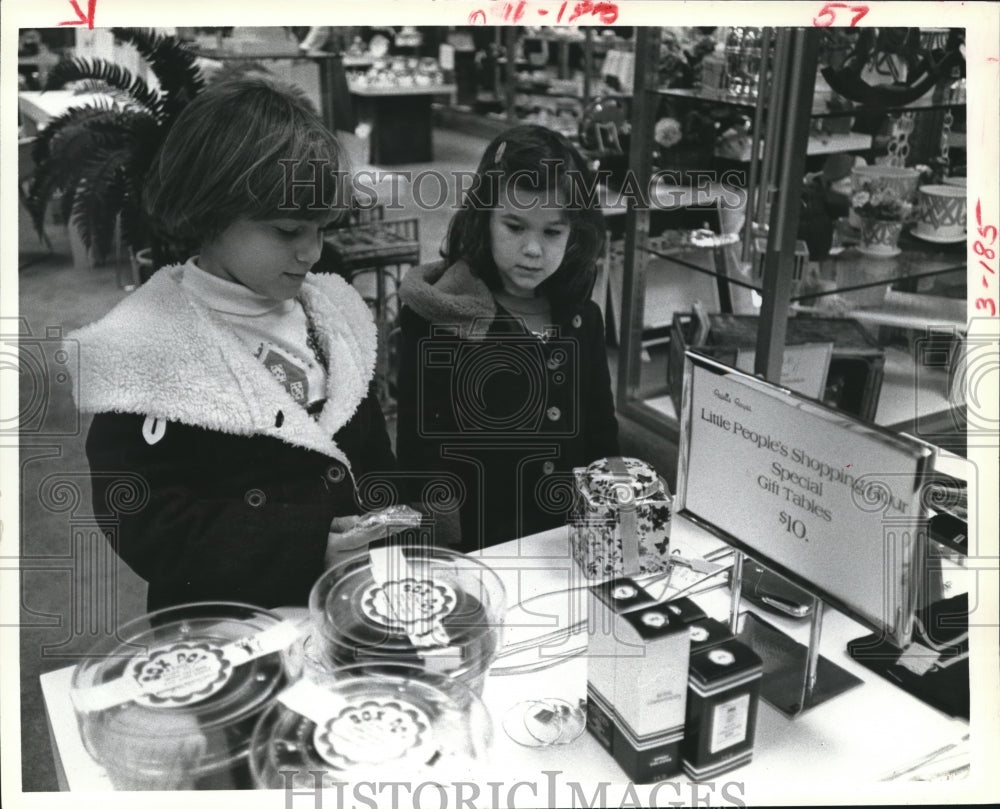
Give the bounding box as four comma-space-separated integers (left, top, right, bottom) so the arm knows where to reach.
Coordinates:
677, 353, 935, 649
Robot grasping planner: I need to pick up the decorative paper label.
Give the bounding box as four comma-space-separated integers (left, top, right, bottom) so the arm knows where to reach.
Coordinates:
313, 698, 433, 769
71, 620, 303, 713
130, 642, 232, 707
708, 649, 736, 667
709, 693, 750, 754
361, 579, 457, 632
365, 547, 456, 649
690, 625, 710, 643
641, 611, 668, 628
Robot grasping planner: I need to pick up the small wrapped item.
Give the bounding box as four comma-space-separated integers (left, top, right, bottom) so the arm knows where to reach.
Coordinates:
308, 545, 505, 696
70, 603, 302, 790
249, 664, 492, 788
329, 505, 426, 559
569, 457, 673, 579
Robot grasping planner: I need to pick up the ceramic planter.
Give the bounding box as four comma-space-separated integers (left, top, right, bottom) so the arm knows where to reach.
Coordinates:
858, 217, 904, 258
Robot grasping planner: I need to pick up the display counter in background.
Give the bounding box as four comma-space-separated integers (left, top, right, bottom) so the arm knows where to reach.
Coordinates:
347, 82, 457, 164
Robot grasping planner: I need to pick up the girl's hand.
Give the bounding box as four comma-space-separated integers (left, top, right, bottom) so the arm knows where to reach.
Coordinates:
325, 506, 426, 568
325, 515, 384, 568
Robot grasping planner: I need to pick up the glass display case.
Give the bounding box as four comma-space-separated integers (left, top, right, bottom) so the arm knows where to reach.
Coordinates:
617, 27, 967, 448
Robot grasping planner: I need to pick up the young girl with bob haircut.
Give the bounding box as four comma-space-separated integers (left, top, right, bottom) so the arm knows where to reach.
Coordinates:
69, 78, 396, 611
396, 124, 619, 551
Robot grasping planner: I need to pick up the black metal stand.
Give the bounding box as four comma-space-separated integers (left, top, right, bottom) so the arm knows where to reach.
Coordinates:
729, 550, 863, 717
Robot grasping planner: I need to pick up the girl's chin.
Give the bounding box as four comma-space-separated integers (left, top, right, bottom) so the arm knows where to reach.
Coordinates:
502, 274, 545, 297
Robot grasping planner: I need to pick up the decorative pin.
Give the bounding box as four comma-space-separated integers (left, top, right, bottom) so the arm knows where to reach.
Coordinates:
494, 141, 506, 164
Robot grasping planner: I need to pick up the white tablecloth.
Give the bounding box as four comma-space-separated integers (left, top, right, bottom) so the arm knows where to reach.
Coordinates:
41, 515, 972, 802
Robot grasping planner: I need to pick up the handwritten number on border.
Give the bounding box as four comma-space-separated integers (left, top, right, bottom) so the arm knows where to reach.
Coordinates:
813, 3, 869, 27
469, 1, 618, 26
974, 199, 998, 317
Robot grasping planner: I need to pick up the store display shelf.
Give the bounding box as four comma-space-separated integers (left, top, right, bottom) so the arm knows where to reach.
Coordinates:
601, 181, 749, 217
642, 342, 952, 430
348, 82, 456, 96
794, 290, 965, 334
616, 213, 963, 308
655, 86, 966, 117
515, 87, 632, 101
519, 29, 629, 47
793, 237, 965, 304
639, 244, 761, 294
718, 132, 873, 163
809, 88, 966, 118
803, 132, 873, 155
191, 48, 371, 64
654, 86, 758, 109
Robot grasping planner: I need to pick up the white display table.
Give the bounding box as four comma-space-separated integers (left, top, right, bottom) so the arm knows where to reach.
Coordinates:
40, 513, 970, 797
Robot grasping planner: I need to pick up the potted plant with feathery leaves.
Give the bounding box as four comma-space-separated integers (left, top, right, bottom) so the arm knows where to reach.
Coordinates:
27, 28, 205, 282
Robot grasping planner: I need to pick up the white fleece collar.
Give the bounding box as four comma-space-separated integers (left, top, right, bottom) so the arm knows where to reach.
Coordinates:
398, 260, 498, 340
67, 266, 377, 466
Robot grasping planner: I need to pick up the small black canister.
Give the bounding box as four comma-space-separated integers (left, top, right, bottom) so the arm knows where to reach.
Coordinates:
682, 639, 762, 780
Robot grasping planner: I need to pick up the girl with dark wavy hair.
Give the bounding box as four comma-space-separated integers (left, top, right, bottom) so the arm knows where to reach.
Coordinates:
397, 124, 619, 551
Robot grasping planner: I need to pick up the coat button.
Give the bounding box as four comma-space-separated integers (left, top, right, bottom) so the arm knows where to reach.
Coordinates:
245, 489, 266, 508
546, 406, 561, 421
326, 465, 346, 484
542, 461, 556, 474
571, 315, 582, 328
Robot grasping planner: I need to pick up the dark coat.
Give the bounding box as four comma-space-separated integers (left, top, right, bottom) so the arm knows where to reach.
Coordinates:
69, 265, 396, 611
396, 260, 619, 551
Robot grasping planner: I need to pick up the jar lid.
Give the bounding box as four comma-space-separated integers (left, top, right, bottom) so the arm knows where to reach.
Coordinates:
309, 546, 505, 684
689, 639, 764, 689
71, 602, 299, 781
582, 457, 663, 503
249, 665, 492, 786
